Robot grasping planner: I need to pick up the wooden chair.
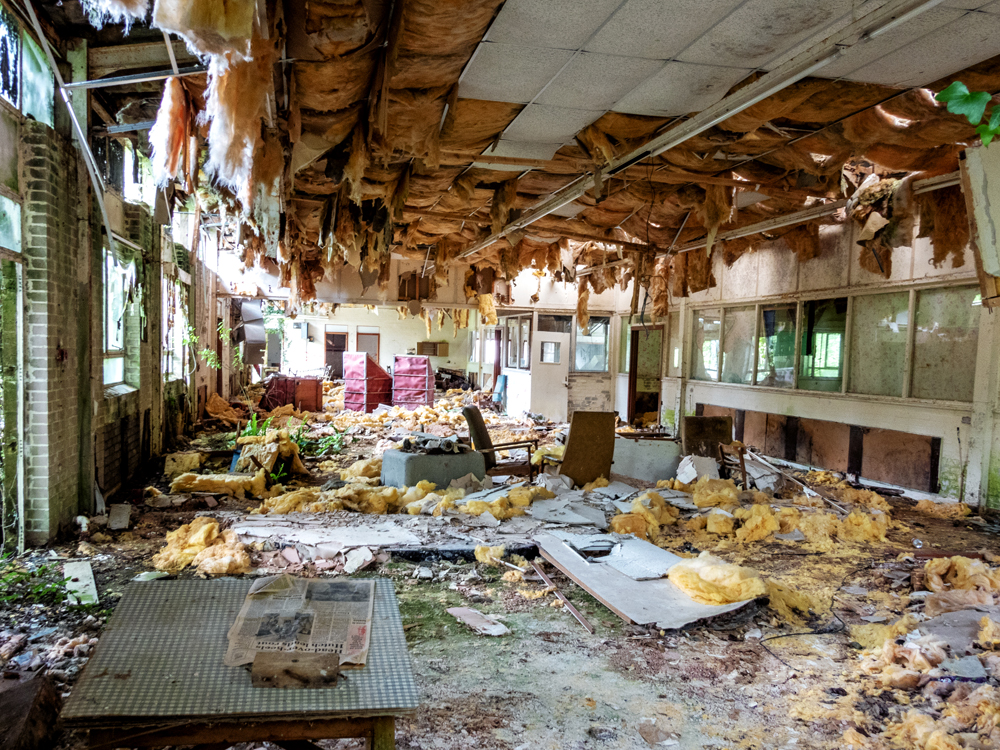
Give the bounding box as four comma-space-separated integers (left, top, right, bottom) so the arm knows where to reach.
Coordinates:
557, 411, 617, 487
718, 442, 749, 488
463, 406, 537, 480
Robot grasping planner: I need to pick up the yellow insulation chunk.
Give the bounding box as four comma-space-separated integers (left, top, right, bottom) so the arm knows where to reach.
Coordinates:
666, 552, 767, 605
170, 469, 268, 500
691, 476, 740, 509
475, 544, 505, 565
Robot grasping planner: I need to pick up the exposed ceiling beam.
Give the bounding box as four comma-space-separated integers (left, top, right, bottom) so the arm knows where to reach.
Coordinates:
454, 0, 949, 264
401, 207, 652, 251
88, 40, 196, 80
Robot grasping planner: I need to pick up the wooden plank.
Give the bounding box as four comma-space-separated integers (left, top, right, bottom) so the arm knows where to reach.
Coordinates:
534, 533, 748, 627
88, 41, 196, 80
372, 717, 395, 750
87, 717, 377, 749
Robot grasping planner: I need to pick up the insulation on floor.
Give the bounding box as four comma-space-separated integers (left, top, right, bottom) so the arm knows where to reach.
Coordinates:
666, 552, 767, 606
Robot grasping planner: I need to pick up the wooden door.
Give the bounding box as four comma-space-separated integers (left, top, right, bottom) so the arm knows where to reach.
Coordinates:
325, 333, 347, 378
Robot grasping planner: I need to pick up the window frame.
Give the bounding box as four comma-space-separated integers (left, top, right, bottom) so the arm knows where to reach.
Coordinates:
501, 314, 531, 371
681, 279, 981, 406
103, 247, 132, 386
573, 315, 610, 373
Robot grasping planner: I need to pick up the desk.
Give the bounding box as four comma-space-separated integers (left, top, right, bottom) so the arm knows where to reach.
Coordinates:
61, 578, 418, 749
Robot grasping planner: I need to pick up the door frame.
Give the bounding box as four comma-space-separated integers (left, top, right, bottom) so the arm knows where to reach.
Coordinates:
325, 332, 348, 378
627, 324, 664, 424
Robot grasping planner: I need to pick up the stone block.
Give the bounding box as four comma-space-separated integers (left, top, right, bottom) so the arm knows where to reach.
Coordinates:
381, 449, 486, 490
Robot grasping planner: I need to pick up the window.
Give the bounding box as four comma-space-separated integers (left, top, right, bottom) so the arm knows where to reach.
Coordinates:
104, 249, 132, 385
575, 316, 609, 372
540, 342, 561, 363
20, 30, 53, 127
502, 315, 531, 370
799, 298, 846, 392
484, 328, 498, 365
691, 309, 721, 381
162, 277, 187, 382
538, 314, 572, 333
721, 306, 755, 384
519, 318, 530, 368
667, 313, 682, 378
0, 6, 21, 109
756, 304, 796, 388
849, 292, 909, 397
505, 317, 519, 368
469, 329, 480, 363
911, 286, 980, 402
0, 193, 20, 251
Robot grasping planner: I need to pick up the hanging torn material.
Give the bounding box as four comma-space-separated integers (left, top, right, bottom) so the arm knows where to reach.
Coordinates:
149, 77, 193, 187
153, 0, 256, 59
82, 0, 149, 30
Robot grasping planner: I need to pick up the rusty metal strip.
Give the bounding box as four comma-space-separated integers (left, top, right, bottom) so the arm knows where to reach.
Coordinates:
530, 561, 594, 634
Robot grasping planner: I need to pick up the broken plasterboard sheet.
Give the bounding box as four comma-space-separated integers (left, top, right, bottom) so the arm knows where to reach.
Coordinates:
919, 605, 1000, 656
538, 473, 574, 494
675, 455, 719, 484
530, 499, 608, 528
107, 504, 132, 530
535, 532, 749, 628
63, 561, 99, 606
547, 530, 620, 552
446, 607, 510, 636
593, 538, 684, 581
590, 481, 641, 499
231, 519, 421, 549
495, 516, 543, 536
744, 456, 783, 493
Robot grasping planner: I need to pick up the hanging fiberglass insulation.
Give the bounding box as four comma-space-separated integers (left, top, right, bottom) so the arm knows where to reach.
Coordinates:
81, 0, 149, 30
153, 0, 256, 58
149, 77, 191, 187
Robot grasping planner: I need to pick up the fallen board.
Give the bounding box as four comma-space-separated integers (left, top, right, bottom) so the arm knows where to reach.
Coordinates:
534, 532, 749, 629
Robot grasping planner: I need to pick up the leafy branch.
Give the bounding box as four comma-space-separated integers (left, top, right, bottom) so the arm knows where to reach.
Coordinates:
936, 81, 1000, 146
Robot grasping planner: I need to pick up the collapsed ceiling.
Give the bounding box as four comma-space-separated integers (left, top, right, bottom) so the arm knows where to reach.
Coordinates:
28, 0, 1000, 317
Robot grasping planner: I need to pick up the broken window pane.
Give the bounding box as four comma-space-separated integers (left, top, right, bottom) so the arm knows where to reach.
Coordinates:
756, 304, 796, 388
799, 298, 847, 392
0, 194, 20, 251
20, 30, 53, 127
691, 309, 721, 382
911, 286, 980, 402
721, 306, 755, 384
576, 316, 609, 372
849, 292, 909, 397
0, 6, 20, 110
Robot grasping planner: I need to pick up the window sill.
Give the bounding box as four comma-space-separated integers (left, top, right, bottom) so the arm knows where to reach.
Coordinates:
104, 383, 137, 399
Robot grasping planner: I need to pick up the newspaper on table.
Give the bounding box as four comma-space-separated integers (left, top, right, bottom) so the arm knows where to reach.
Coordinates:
224, 574, 375, 668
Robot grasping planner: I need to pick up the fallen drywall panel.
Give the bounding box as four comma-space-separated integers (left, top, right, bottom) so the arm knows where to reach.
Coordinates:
535, 532, 748, 628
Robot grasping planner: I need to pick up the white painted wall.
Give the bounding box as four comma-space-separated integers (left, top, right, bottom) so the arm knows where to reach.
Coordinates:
283, 306, 474, 376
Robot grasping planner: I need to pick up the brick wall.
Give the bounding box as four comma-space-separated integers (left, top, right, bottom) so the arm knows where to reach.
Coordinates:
568, 372, 614, 420
21, 121, 83, 544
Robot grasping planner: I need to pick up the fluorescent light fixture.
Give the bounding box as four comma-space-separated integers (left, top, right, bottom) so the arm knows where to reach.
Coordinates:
863, 0, 947, 40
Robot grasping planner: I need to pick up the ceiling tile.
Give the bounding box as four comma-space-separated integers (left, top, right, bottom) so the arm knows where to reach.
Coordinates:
677, 0, 852, 69
503, 104, 605, 144
536, 52, 664, 110
458, 43, 574, 104
585, 0, 744, 59
484, 0, 625, 50
843, 10, 1000, 88
480, 140, 564, 165
819, 7, 965, 79
612, 61, 753, 117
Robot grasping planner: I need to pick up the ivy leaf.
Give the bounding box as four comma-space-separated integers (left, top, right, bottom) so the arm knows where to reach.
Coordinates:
936, 81, 992, 125
977, 123, 997, 147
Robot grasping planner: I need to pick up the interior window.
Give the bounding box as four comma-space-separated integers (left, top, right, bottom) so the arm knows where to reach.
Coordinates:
575, 316, 609, 372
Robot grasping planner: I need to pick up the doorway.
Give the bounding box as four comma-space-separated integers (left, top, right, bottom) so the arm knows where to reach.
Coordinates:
325, 333, 347, 378
357, 332, 379, 362
627, 325, 663, 426
530, 315, 571, 422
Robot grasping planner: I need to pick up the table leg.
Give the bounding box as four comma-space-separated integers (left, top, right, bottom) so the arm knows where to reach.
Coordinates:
371, 717, 395, 750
